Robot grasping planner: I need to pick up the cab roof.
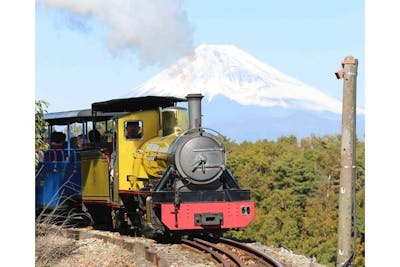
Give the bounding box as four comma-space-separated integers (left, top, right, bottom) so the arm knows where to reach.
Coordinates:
91, 96, 187, 113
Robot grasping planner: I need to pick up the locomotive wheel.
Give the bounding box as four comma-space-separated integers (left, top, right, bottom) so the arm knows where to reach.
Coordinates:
85, 204, 113, 230
111, 209, 133, 235
111, 209, 121, 229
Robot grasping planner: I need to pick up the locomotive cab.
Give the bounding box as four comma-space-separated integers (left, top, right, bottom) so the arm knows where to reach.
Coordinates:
83, 96, 188, 231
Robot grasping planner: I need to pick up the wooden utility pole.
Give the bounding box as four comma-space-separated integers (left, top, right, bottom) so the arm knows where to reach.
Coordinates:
335, 56, 358, 267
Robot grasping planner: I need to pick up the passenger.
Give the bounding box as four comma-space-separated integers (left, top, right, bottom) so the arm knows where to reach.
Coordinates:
88, 129, 101, 143
76, 134, 86, 148
70, 136, 78, 148
126, 121, 142, 139
50, 131, 66, 148
69, 135, 85, 149
48, 131, 66, 161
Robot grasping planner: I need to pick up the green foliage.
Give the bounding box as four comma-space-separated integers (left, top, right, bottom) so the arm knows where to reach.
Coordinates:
225, 134, 365, 267
68, 123, 84, 137
35, 100, 49, 166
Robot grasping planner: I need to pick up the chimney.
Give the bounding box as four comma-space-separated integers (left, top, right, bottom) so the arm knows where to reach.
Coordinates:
186, 94, 203, 129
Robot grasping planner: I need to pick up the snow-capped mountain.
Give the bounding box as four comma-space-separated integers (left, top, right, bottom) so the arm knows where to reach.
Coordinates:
128, 44, 348, 113
125, 44, 364, 142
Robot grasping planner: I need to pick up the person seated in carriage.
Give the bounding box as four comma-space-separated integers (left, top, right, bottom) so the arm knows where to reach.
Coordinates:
88, 129, 101, 143
50, 131, 66, 149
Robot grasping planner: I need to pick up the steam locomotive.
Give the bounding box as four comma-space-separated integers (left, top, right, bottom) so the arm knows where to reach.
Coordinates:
36, 94, 254, 238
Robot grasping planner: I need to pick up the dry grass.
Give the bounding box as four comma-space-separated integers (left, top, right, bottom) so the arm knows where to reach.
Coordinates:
35, 205, 88, 266
35, 230, 79, 267
35, 186, 92, 266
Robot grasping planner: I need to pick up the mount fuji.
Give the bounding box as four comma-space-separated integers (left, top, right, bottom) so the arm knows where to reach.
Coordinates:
124, 44, 364, 142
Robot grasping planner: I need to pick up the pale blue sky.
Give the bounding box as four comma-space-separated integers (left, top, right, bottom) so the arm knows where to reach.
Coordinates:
35, 0, 365, 112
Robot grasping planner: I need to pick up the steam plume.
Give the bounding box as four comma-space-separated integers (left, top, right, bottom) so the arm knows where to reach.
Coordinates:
37, 0, 194, 66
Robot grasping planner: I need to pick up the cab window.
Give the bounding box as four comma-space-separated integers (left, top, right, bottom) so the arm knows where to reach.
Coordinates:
125, 120, 142, 139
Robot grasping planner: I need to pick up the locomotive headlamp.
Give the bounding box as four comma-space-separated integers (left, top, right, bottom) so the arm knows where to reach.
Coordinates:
241, 206, 251, 215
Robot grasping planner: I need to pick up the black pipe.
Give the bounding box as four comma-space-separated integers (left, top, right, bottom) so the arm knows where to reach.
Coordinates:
154, 165, 175, 192
224, 169, 241, 189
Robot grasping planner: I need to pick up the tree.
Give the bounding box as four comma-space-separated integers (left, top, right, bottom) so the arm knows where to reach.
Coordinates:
35, 100, 49, 166
225, 134, 364, 266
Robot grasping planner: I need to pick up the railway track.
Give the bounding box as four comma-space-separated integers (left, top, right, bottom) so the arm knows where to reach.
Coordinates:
181, 237, 285, 267
38, 224, 287, 266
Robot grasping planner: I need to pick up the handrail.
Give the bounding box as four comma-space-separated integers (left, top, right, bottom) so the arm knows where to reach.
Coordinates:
43, 149, 81, 163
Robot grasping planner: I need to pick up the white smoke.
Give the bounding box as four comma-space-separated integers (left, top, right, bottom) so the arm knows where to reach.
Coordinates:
37, 0, 194, 66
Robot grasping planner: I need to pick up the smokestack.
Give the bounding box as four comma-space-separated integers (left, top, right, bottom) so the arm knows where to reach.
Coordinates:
186, 94, 203, 129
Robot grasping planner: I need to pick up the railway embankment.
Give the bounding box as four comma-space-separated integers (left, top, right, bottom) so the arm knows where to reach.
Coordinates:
35, 224, 326, 267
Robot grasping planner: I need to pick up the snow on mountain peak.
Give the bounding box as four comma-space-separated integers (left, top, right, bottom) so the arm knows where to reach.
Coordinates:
127, 44, 345, 113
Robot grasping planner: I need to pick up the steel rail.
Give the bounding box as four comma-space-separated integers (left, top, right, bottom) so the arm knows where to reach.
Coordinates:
181, 238, 231, 267
220, 238, 285, 267
193, 238, 246, 267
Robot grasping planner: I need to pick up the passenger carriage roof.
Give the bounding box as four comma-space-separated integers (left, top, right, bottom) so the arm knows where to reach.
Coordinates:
91, 96, 187, 113
44, 109, 127, 125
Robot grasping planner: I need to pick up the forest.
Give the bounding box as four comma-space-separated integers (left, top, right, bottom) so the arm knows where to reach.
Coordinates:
222, 134, 365, 267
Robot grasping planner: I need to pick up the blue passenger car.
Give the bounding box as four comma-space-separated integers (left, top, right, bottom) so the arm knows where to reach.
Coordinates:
35, 109, 118, 219
35, 150, 81, 211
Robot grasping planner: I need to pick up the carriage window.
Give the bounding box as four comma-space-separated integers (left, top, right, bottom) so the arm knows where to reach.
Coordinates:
125, 120, 142, 139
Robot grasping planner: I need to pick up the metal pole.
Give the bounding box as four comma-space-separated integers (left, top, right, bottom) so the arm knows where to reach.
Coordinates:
67, 124, 71, 159
335, 56, 358, 266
